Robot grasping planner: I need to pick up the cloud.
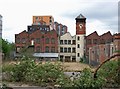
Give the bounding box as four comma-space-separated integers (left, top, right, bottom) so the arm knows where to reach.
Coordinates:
61, 1, 118, 34
0, 0, 119, 42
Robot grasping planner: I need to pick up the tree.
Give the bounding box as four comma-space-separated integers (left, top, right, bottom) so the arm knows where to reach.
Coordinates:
1, 38, 15, 60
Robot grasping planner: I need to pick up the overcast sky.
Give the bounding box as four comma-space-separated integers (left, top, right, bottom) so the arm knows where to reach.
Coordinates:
0, 0, 119, 42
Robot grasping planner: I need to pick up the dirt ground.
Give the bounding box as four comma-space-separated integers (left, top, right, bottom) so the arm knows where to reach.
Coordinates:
62, 62, 95, 72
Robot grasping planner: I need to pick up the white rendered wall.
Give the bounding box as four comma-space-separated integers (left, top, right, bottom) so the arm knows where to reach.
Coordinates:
76, 34, 85, 62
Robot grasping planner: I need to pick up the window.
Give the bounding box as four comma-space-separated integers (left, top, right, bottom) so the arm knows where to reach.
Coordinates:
64, 48, 67, 53
72, 40, 76, 44
104, 48, 105, 54
60, 47, 63, 52
68, 48, 71, 53
60, 55, 63, 62
100, 39, 105, 44
68, 40, 71, 44
72, 48, 76, 53
64, 40, 67, 44
60, 40, 63, 44
22, 38, 26, 43
45, 46, 49, 52
49, 19, 52, 22
77, 36, 80, 40
77, 44, 80, 48
51, 38, 55, 44
16, 38, 20, 43
87, 39, 91, 44
93, 39, 97, 44
36, 38, 40, 43
77, 53, 80, 57
112, 47, 114, 54
36, 46, 40, 52
51, 47, 55, 53
46, 38, 49, 44
72, 56, 76, 62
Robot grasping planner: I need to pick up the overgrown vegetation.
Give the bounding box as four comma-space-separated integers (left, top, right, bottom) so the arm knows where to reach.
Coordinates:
2, 56, 70, 87
2, 56, 120, 88
0, 38, 15, 60
97, 60, 119, 87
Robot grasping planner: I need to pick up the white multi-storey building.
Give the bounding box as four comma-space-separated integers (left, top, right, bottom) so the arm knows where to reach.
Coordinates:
59, 32, 76, 62
59, 14, 86, 62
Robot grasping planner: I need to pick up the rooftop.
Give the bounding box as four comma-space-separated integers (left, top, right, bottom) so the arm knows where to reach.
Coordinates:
76, 14, 86, 19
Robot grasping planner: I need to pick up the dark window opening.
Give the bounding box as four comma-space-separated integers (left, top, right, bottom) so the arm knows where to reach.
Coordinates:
36, 38, 40, 43
60, 47, 63, 52
78, 44, 80, 48
51, 47, 55, 53
68, 48, 71, 53
72, 40, 76, 44
64, 48, 67, 53
68, 40, 71, 44
72, 48, 76, 53
60, 40, 63, 44
51, 38, 55, 44
46, 38, 49, 44
77, 36, 80, 40
64, 40, 67, 44
45, 46, 49, 53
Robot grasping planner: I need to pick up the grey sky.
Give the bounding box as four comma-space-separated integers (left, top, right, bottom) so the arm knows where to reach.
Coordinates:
0, 0, 119, 42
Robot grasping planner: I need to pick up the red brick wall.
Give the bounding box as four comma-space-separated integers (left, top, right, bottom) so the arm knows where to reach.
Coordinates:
15, 30, 29, 47
86, 31, 114, 65
76, 22, 86, 35
15, 30, 58, 53
86, 31, 99, 57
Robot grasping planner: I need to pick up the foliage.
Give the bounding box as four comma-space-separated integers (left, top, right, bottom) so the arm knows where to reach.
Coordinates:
114, 50, 120, 53
1, 38, 15, 59
80, 55, 89, 64
2, 56, 119, 88
2, 63, 15, 81
2, 56, 70, 87
72, 68, 105, 88
97, 60, 119, 87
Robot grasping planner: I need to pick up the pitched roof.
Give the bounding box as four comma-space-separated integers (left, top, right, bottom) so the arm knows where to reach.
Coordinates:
86, 31, 99, 38
100, 31, 112, 38
76, 14, 86, 19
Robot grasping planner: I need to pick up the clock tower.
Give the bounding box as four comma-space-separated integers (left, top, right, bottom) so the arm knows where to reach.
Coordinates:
75, 14, 86, 62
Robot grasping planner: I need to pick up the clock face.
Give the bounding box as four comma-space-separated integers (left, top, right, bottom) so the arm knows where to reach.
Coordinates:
79, 24, 83, 30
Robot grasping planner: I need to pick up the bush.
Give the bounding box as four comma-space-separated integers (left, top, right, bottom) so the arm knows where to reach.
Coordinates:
3, 56, 119, 88
2, 56, 70, 87
97, 60, 119, 87
72, 68, 105, 88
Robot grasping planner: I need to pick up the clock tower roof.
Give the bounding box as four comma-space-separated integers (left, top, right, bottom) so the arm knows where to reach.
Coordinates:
75, 14, 86, 20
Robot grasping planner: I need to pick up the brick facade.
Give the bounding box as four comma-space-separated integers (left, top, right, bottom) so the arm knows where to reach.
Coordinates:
86, 31, 117, 65
85, 31, 99, 59
15, 30, 58, 53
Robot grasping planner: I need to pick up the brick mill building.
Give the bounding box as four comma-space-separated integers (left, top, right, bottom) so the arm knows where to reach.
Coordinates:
15, 15, 67, 60
86, 31, 120, 66
15, 14, 120, 64
15, 14, 86, 62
